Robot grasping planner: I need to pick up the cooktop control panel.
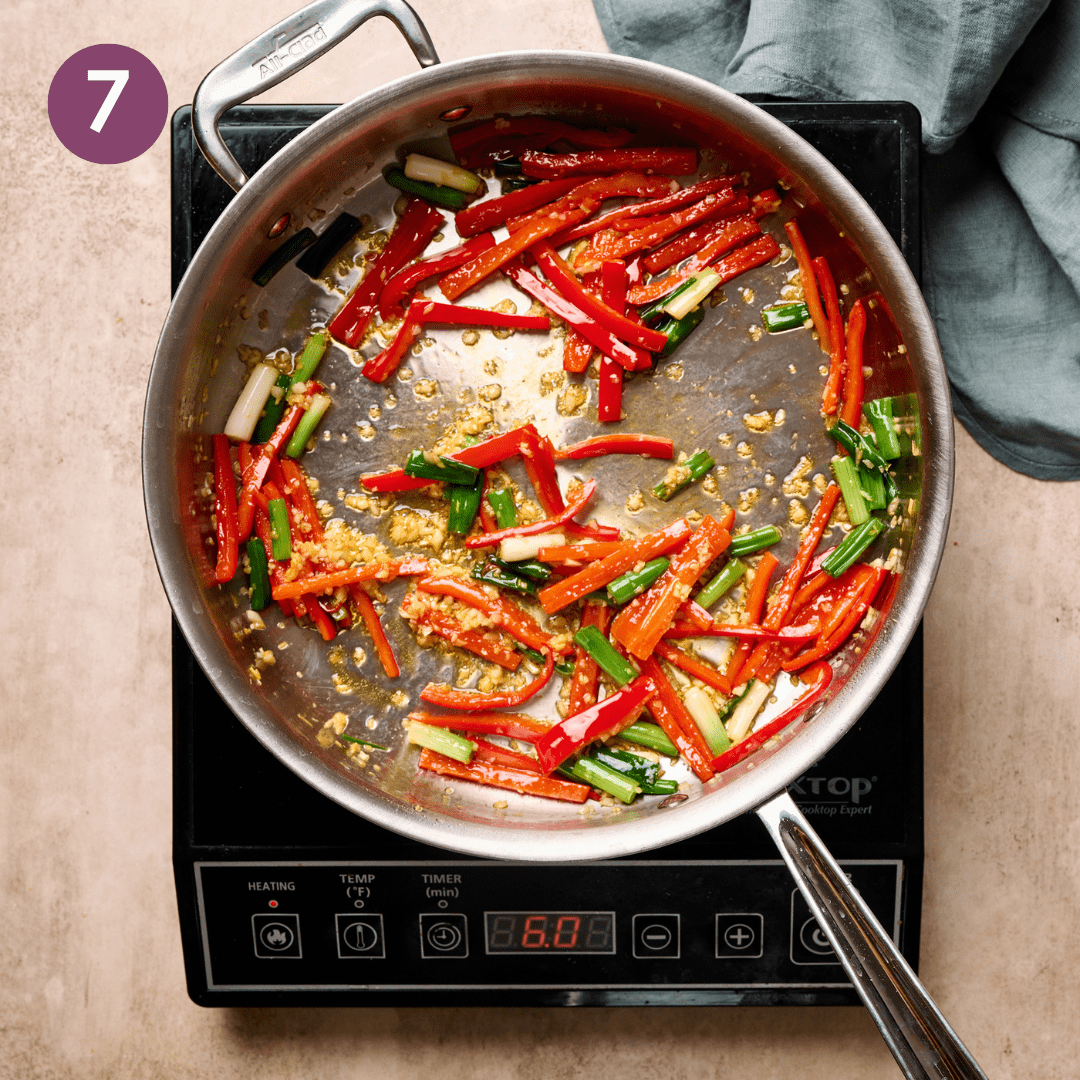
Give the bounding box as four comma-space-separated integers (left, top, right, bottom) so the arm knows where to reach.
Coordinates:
194, 859, 902, 999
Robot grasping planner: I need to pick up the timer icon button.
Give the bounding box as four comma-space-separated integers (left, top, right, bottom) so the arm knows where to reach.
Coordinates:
419, 913, 469, 958
632, 914, 680, 959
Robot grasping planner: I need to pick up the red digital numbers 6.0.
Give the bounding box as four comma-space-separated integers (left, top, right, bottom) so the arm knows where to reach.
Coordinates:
486, 912, 614, 954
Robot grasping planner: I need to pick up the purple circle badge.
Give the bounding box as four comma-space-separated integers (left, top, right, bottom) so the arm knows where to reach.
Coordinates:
48, 44, 168, 165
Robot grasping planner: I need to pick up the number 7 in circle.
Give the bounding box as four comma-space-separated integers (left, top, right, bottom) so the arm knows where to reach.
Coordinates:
87, 70, 129, 133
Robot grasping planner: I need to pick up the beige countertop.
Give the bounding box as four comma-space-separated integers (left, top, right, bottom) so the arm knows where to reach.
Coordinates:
5, 1, 1078, 1076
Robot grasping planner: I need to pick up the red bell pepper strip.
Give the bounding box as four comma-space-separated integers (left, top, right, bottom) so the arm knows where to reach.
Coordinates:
552, 178, 742, 247
535, 540, 624, 563
653, 640, 732, 695
521, 148, 698, 179
611, 515, 732, 661
598, 260, 627, 422
440, 202, 597, 302
329, 198, 445, 347
516, 426, 566, 516
554, 434, 674, 461
212, 434, 239, 584
711, 661, 833, 772
299, 593, 337, 642
279, 457, 324, 544
814, 256, 847, 416
763, 483, 842, 631
783, 219, 830, 353
468, 736, 542, 773
271, 557, 429, 601
750, 188, 783, 217
627, 229, 776, 308
349, 586, 399, 677
415, 574, 570, 656
782, 567, 883, 672
464, 478, 596, 549
538, 517, 692, 614
840, 299, 868, 429
635, 654, 716, 781
407, 710, 553, 742
566, 601, 613, 719
421, 646, 555, 710
640, 196, 752, 273
661, 622, 820, 643
562, 267, 600, 374
532, 243, 669, 353
453, 178, 583, 236
506, 172, 678, 235
502, 257, 645, 372
362, 298, 552, 384
533, 675, 656, 773
378, 232, 497, 317
402, 597, 522, 671
583, 189, 739, 269
235, 442, 259, 543
417, 747, 590, 803
724, 551, 779, 686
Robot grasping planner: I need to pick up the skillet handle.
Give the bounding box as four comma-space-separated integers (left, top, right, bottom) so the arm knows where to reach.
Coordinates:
756, 791, 987, 1080
192, 0, 439, 192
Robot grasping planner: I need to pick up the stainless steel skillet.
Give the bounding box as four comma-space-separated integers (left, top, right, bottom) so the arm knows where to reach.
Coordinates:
143, 2, 983, 1075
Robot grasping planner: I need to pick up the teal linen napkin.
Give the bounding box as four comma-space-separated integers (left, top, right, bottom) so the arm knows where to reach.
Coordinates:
593, 0, 1080, 479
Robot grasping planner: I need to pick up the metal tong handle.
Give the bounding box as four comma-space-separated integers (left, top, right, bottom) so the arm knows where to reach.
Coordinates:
192, 0, 439, 191
756, 791, 987, 1080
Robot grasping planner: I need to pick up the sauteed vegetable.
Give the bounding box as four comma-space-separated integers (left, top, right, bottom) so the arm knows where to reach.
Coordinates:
210, 116, 908, 809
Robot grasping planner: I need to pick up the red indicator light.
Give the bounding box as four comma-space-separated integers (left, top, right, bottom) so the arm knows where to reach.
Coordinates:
269, 900, 278, 908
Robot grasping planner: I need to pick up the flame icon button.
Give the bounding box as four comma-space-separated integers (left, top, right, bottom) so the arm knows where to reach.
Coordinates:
252, 914, 302, 958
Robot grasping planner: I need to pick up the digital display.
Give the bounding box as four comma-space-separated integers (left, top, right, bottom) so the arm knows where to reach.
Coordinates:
484, 911, 616, 955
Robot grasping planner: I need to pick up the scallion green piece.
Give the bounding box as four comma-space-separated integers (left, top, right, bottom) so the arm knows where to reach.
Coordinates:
607, 557, 669, 605
696, 558, 747, 608
289, 330, 329, 387
384, 166, 471, 210
267, 498, 292, 562
407, 721, 476, 764
729, 525, 783, 558
860, 463, 887, 510
246, 538, 271, 610
761, 301, 810, 333
573, 625, 636, 686
831, 456, 870, 526
471, 560, 534, 594
559, 757, 639, 804
404, 153, 483, 194
619, 721, 679, 757
821, 517, 885, 577
652, 449, 715, 501
403, 450, 481, 486
656, 306, 705, 357
663, 268, 722, 320
486, 487, 517, 528
863, 398, 902, 459
285, 393, 332, 458
341, 735, 389, 751
448, 479, 483, 535
830, 418, 890, 474
489, 556, 550, 582
251, 372, 291, 443
639, 277, 699, 324
593, 745, 660, 787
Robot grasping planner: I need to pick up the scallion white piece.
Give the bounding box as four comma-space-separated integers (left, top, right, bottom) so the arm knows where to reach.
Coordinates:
683, 686, 731, 756
223, 362, 280, 442
404, 153, 483, 194
725, 678, 773, 743
499, 532, 565, 563
662, 268, 722, 321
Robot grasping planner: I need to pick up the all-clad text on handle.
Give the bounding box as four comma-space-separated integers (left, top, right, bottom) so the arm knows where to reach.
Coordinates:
192, 0, 439, 191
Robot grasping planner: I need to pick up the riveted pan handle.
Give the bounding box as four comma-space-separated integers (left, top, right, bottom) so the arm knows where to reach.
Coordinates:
192, 0, 439, 192
756, 791, 987, 1080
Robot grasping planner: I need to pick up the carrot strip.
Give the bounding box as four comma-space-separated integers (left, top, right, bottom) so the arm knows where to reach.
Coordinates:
638, 655, 715, 782
567, 601, 613, 719
814, 255, 847, 416
537, 517, 692, 614
653, 640, 732, 695
724, 552, 779, 686
271, 558, 429, 601
417, 748, 590, 803
840, 299, 867, 429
